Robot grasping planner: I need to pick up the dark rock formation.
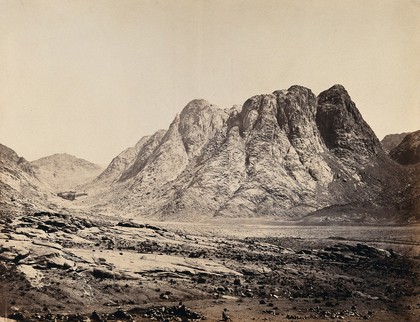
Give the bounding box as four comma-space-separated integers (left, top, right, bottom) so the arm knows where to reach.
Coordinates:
387, 130, 420, 220
389, 130, 420, 165
316, 85, 382, 161
381, 132, 411, 153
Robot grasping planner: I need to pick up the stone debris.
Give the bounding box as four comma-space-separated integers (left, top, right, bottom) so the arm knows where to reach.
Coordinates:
0, 211, 418, 321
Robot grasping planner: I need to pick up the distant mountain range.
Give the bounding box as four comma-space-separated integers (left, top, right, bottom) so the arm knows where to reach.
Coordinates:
1, 85, 418, 222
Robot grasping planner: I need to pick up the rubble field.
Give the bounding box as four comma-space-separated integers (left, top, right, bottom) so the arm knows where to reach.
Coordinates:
1, 212, 419, 321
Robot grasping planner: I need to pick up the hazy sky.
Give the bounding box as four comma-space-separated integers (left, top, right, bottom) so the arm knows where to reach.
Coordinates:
0, 0, 419, 165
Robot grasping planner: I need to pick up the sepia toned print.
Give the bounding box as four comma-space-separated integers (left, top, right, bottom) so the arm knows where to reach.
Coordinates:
0, 1, 419, 321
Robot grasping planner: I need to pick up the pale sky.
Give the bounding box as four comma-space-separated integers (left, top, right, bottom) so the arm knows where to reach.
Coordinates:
0, 0, 419, 165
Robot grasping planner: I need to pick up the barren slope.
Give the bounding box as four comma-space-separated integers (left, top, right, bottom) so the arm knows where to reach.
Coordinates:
31, 153, 103, 191
381, 132, 411, 153
81, 85, 416, 222
389, 130, 420, 165
0, 143, 50, 214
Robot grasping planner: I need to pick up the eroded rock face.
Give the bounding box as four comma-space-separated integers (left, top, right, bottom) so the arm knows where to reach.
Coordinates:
0, 143, 34, 176
389, 130, 420, 165
214, 86, 333, 218
316, 85, 382, 162
95, 130, 166, 184
85, 85, 411, 220
178, 99, 229, 159
0, 144, 48, 214
381, 132, 411, 153
118, 130, 167, 182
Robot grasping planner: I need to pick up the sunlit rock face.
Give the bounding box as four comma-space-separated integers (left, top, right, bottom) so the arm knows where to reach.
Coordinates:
0, 144, 49, 214
84, 85, 414, 221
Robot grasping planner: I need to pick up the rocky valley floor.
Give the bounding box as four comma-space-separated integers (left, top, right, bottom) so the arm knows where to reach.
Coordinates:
0, 212, 419, 321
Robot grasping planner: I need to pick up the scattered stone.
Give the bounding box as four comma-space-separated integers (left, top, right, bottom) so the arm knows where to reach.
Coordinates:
110, 307, 133, 320
117, 221, 144, 228
90, 311, 103, 321
7, 312, 25, 321
92, 268, 115, 279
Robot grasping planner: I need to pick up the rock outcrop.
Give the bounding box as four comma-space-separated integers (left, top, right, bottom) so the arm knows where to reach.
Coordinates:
83, 85, 415, 221
0, 143, 34, 176
0, 144, 48, 214
389, 130, 420, 165
316, 85, 382, 161
381, 132, 411, 153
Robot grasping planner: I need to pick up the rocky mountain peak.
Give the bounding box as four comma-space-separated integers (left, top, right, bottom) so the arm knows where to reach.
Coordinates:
0, 143, 34, 175
230, 86, 324, 174
33, 153, 100, 169
317, 84, 349, 103
77, 84, 416, 222
234, 86, 319, 145
0, 143, 20, 163
316, 84, 382, 160
94, 100, 230, 192
179, 99, 212, 116
178, 99, 228, 158
275, 85, 322, 155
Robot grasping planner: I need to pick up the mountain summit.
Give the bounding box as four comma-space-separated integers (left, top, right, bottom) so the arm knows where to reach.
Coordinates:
31, 153, 103, 191
84, 85, 415, 222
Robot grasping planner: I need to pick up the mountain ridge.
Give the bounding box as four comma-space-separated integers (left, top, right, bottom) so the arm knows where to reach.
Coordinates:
381, 132, 411, 153
80, 84, 416, 222
0, 144, 49, 214
389, 130, 420, 166
1, 84, 417, 223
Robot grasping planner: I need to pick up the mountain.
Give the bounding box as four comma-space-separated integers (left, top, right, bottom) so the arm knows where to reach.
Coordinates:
388, 130, 420, 220
85, 99, 229, 214
0, 143, 49, 214
85, 85, 415, 222
31, 153, 103, 191
389, 130, 420, 165
381, 132, 411, 153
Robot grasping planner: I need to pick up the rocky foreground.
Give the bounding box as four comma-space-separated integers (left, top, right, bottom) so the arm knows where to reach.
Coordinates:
1, 211, 419, 321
